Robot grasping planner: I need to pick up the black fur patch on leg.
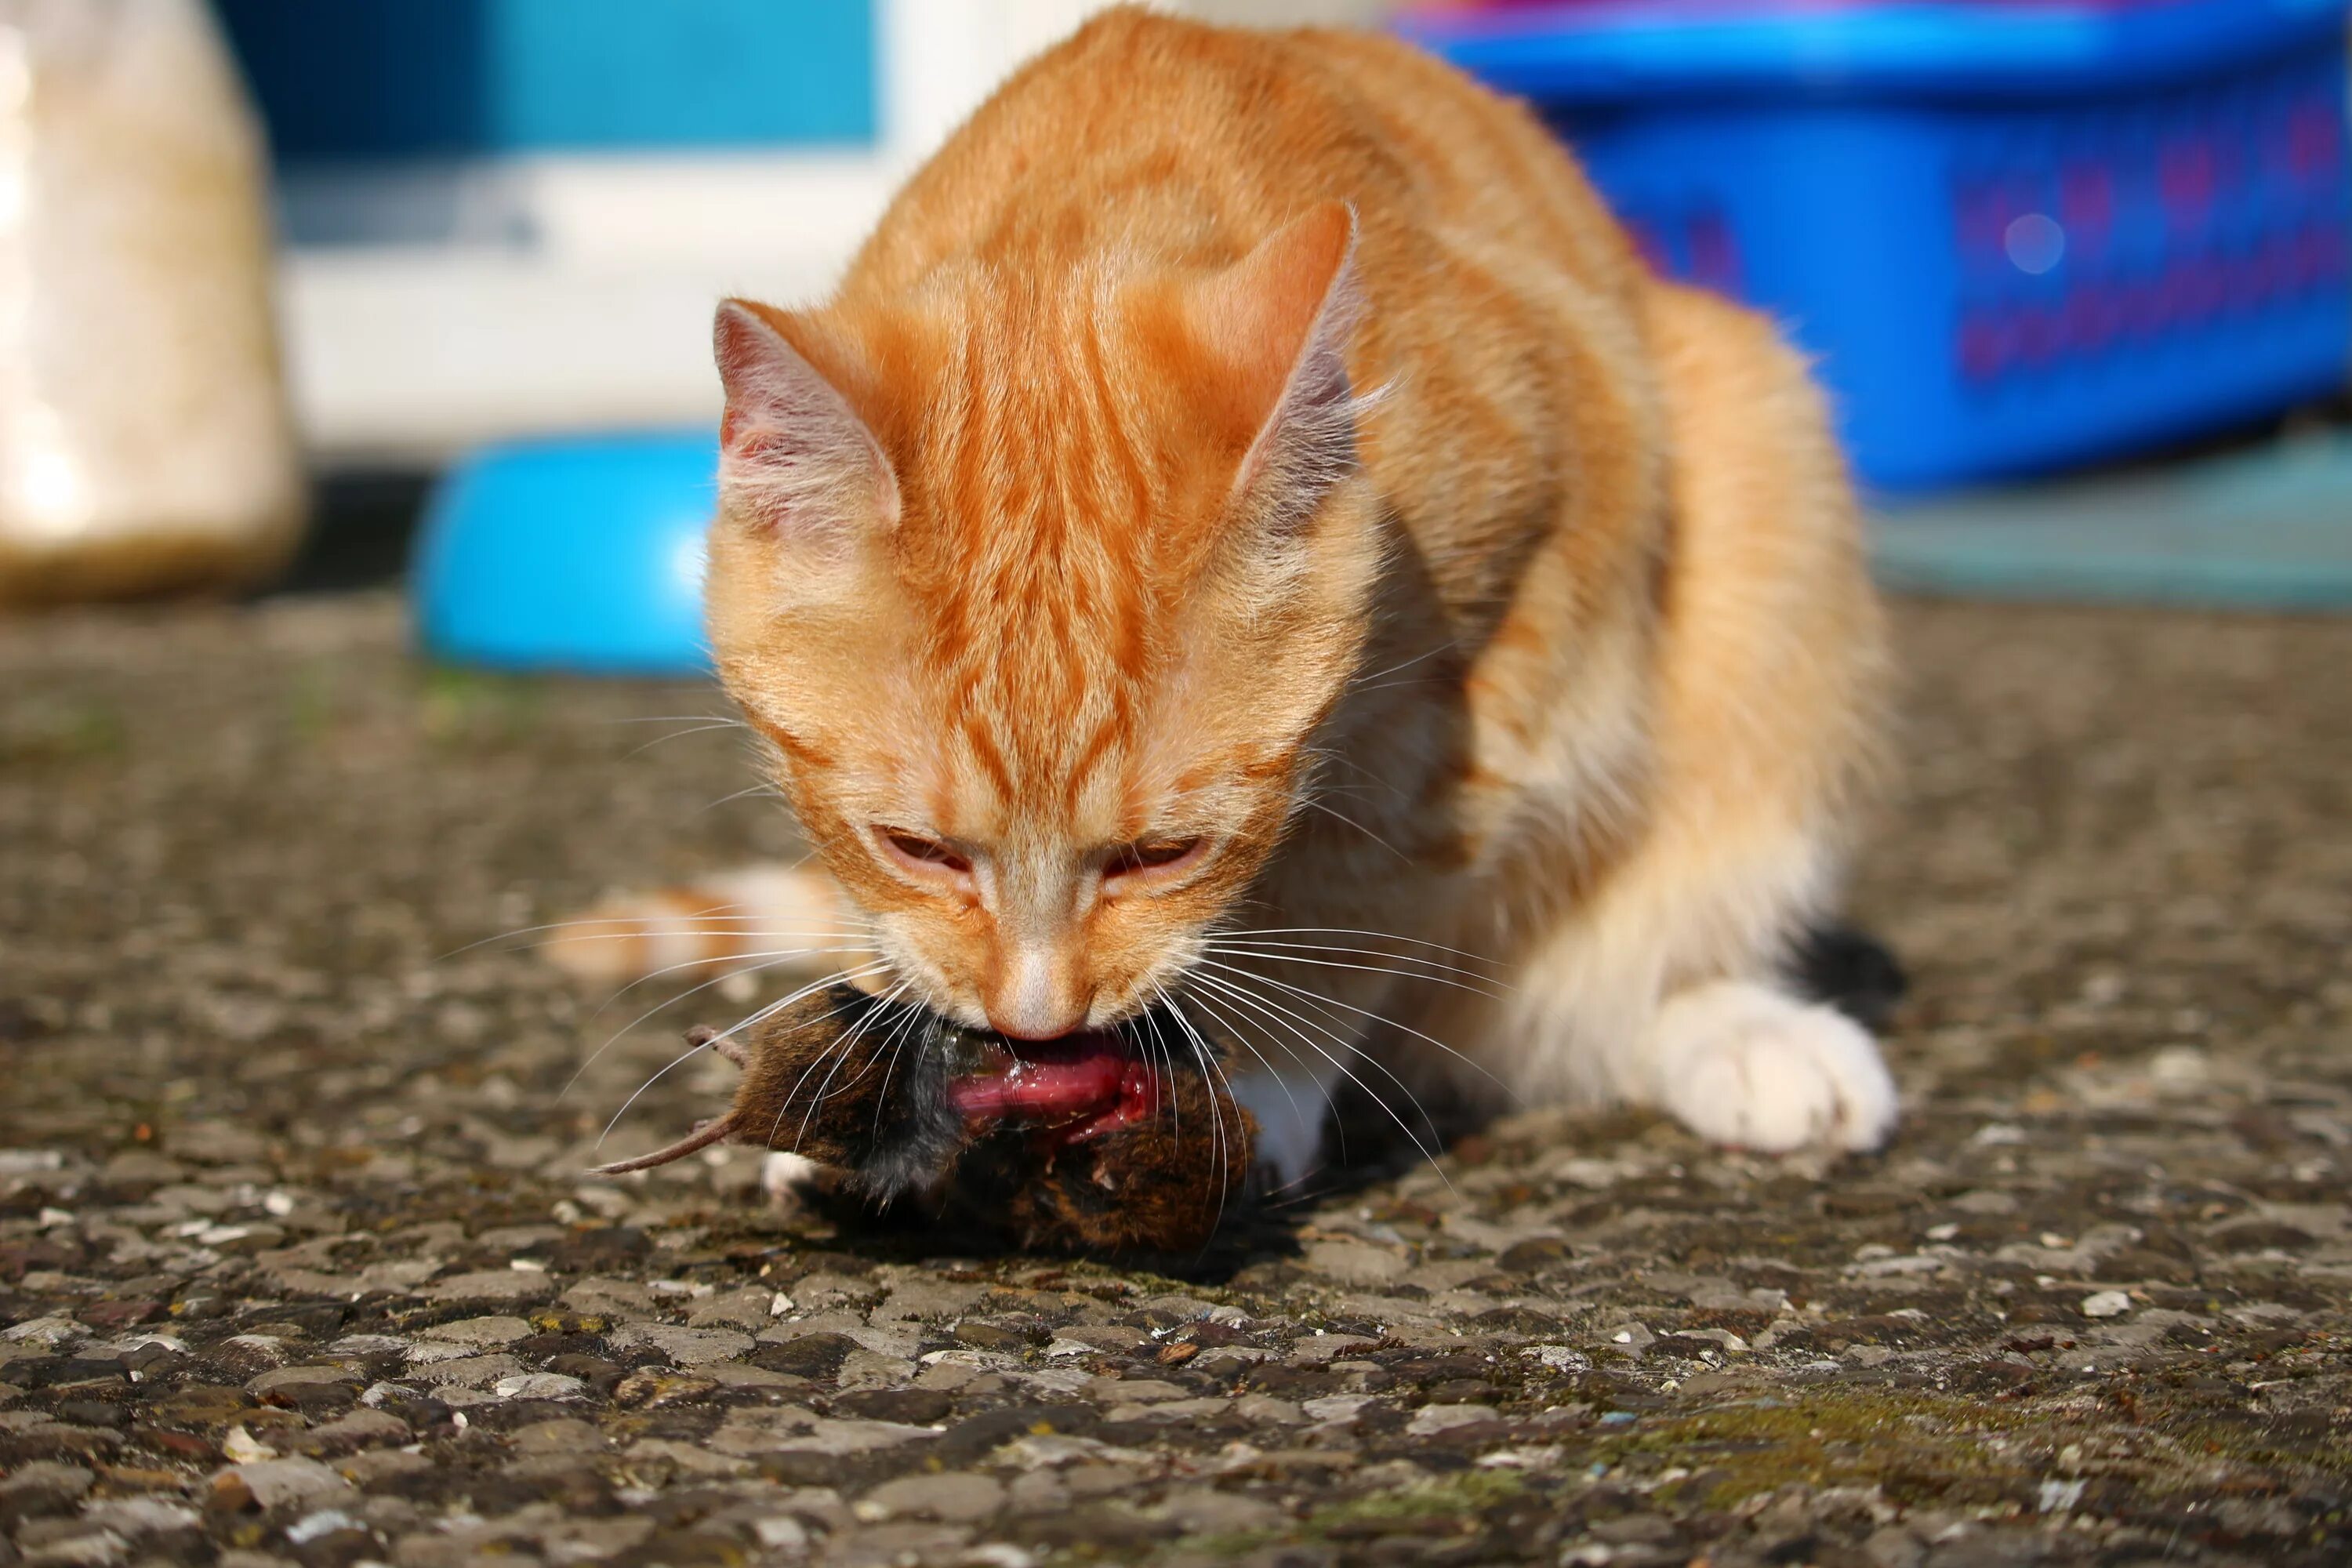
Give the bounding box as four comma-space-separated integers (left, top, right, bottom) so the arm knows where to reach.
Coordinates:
1790, 923, 1907, 1029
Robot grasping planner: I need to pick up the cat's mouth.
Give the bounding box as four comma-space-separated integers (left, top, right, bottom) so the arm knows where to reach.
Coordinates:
946, 1031, 1162, 1147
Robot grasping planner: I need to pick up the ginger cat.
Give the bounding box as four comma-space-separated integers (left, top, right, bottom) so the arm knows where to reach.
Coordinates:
562, 8, 1896, 1187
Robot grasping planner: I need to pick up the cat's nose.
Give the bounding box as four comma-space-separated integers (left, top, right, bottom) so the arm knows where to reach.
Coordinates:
985, 992, 1092, 1040
985, 949, 1091, 1040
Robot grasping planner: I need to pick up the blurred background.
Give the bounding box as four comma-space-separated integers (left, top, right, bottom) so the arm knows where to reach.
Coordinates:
7, 11, 2350, 1552
1, 0, 2347, 643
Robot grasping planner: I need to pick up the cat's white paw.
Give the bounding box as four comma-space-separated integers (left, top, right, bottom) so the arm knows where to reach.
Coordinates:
1648, 980, 1897, 1152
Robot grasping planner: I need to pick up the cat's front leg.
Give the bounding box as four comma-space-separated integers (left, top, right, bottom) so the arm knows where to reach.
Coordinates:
1168, 939, 1405, 1192
1473, 914, 1901, 1156
1228, 1065, 1342, 1192
1158, 977, 1341, 1192
1642, 978, 1897, 1152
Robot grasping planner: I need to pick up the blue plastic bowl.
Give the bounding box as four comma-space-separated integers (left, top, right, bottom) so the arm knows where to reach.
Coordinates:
413, 431, 718, 676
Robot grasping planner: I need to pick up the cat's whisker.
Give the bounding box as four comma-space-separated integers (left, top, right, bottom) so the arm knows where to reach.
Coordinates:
583, 942, 880, 1012
564, 954, 790, 1101
1151, 985, 1221, 1164
1155, 988, 1239, 1235
592, 962, 888, 1154
823, 983, 924, 1102
530, 924, 878, 943
1185, 970, 1453, 1185
1256, 1166, 1330, 1207
1195, 949, 1505, 1001
1345, 673, 1462, 699
695, 782, 785, 816
1194, 957, 1516, 1102
620, 720, 753, 760
531, 931, 874, 971
1170, 978, 1332, 1167
1199, 950, 1509, 1006
594, 1035, 727, 1152
789, 982, 912, 1153
1212, 924, 1504, 968
743, 992, 873, 1155
1301, 746, 1406, 800
1343, 637, 1461, 693
1200, 940, 1513, 995
1292, 797, 1410, 862
1153, 989, 1229, 1181
1126, 1003, 1180, 1151
871, 987, 937, 1140
560, 946, 877, 1101
1174, 981, 1341, 1174
1297, 779, 1386, 802
791, 997, 891, 1125
580, 960, 894, 1120
1206, 930, 1503, 969
685, 961, 892, 1102
747, 984, 892, 1156
1199, 973, 1423, 1127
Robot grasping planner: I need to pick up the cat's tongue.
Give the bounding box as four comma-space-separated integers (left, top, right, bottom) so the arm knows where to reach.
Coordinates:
948, 1032, 1156, 1142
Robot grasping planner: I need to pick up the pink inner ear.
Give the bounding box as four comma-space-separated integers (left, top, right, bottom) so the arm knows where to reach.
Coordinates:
1185, 203, 1359, 441
718, 405, 811, 474
1177, 205, 1365, 529
712, 300, 899, 533
718, 406, 775, 464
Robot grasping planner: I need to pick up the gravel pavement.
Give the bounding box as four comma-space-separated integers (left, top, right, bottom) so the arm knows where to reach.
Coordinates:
4, 592, 2348, 1568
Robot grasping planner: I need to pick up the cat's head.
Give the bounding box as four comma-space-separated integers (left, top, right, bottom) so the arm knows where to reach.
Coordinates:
705, 204, 1381, 1039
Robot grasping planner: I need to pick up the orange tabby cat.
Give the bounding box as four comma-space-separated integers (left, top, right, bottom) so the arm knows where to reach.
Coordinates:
563, 7, 1895, 1185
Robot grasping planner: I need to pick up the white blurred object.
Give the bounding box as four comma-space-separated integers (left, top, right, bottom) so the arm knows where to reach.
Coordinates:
1187, 0, 1396, 24
278, 0, 1392, 465
0, 0, 303, 603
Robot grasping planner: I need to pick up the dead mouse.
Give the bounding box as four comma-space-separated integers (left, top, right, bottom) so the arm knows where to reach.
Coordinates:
590, 984, 1258, 1255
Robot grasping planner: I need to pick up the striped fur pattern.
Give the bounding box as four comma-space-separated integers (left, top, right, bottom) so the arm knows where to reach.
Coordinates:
563, 9, 1897, 1185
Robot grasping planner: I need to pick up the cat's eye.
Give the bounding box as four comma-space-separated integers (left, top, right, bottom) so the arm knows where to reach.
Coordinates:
1103, 837, 1207, 883
877, 827, 972, 877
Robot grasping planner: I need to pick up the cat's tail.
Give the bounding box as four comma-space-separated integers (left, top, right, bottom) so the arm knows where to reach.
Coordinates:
540, 863, 873, 987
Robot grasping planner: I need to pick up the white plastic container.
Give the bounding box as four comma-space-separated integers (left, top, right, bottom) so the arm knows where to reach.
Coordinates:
0, 0, 303, 604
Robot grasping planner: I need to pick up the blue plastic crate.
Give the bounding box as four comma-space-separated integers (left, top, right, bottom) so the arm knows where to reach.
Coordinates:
1401, 1, 2352, 492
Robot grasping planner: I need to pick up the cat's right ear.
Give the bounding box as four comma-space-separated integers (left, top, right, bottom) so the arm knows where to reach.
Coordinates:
1180, 203, 1367, 542
713, 300, 900, 539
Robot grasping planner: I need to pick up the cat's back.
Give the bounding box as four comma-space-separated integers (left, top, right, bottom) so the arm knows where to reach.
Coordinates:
844, 5, 1643, 324
840, 6, 1669, 621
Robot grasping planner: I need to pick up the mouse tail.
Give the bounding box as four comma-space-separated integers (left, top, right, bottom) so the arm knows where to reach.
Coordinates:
587, 1112, 739, 1175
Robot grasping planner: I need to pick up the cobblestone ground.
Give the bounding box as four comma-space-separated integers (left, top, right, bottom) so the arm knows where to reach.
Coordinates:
3, 593, 2348, 1568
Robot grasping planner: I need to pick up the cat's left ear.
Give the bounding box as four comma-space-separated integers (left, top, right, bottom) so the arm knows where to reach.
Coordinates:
1184, 201, 1367, 535
713, 299, 900, 540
